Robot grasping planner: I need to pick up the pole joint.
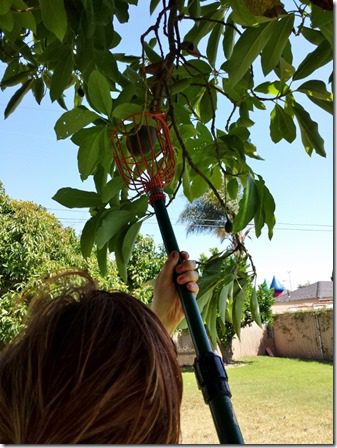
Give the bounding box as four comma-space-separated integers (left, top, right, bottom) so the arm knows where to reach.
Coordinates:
194, 352, 232, 404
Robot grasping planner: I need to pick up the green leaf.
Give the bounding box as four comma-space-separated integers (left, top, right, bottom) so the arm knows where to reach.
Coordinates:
207, 23, 223, 67
218, 282, 232, 322
0, 11, 14, 32
227, 177, 239, 200
4, 80, 33, 119
254, 81, 282, 95
254, 176, 275, 239
39, 0, 67, 42
198, 286, 216, 316
199, 87, 216, 123
14, 7, 36, 32
311, 5, 333, 47
171, 78, 192, 95
270, 104, 296, 144
205, 296, 218, 347
276, 57, 295, 82
228, 0, 259, 26
122, 221, 142, 267
232, 176, 258, 232
188, 0, 200, 17
143, 42, 162, 63
74, 126, 106, 180
32, 78, 45, 104
95, 209, 133, 249
306, 96, 333, 115
232, 287, 245, 338
293, 40, 332, 81
112, 103, 143, 119
101, 177, 124, 203
226, 21, 274, 89
114, 238, 127, 282
184, 6, 224, 45
80, 215, 99, 258
150, 0, 161, 14
54, 107, 100, 139
0, 0, 11, 14
292, 102, 326, 157
87, 70, 113, 116
50, 52, 73, 102
1, 63, 33, 89
52, 187, 101, 208
97, 243, 108, 276
301, 27, 324, 46
296, 80, 333, 102
250, 287, 262, 327
261, 14, 295, 76
223, 18, 235, 59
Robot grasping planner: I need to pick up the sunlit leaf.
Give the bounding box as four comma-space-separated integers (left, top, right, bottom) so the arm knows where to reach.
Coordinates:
261, 14, 294, 75
250, 287, 262, 327
52, 187, 101, 208
87, 70, 113, 116
207, 23, 223, 67
296, 80, 333, 102
293, 40, 332, 81
232, 287, 245, 338
232, 176, 258, 232
54, 107, 100, 139
292, 102, 326, 157
226, 21, 274, 89
101, 177, 124, 203
218, 282, 232, 322
95, 209, 133, 249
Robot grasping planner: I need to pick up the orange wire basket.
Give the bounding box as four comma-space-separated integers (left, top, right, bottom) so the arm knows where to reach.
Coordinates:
111, 112, 176, 200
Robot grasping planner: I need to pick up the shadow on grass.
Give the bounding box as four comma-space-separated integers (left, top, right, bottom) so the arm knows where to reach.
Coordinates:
180, 359, 254, 373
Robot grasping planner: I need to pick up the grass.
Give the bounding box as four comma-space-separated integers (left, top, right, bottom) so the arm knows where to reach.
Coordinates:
180, 356, 333, 444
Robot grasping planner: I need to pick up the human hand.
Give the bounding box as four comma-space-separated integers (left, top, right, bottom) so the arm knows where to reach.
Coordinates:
151, 251, 199, 335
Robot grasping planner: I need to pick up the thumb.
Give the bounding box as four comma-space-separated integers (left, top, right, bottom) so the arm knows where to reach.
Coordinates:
162, 250, 179, 276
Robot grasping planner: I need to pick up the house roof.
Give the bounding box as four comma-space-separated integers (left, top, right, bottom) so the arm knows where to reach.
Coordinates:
276, 281, 333, 303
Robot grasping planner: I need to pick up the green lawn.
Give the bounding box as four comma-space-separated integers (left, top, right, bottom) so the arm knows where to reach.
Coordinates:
181, 356, 333, 444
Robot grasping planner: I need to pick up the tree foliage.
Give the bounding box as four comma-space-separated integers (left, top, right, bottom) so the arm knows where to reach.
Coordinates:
0, 184, 164, 344
0, 0, 333, 336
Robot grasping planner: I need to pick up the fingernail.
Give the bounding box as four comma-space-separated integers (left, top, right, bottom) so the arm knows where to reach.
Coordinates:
178, 275, 185, 283
170, 251, 179, 260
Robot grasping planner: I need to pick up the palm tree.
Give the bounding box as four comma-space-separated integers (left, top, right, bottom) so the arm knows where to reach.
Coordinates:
179, 189, 239, 242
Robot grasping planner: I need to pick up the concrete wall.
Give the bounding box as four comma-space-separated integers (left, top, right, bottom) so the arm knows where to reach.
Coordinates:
174, 309, 333, 365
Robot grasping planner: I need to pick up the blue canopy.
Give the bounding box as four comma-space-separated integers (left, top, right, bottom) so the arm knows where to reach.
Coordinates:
270, 276, 284, 292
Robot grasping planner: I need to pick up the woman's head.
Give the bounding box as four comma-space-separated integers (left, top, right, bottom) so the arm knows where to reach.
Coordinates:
0, 271, 182, 444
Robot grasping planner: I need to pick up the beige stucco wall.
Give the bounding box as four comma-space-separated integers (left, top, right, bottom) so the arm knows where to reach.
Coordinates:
231, 322, 274, 360
272, 309, 333, 360
174, 309, 333, 365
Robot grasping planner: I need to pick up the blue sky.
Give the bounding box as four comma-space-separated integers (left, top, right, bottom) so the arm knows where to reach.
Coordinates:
0, 2, 333, 290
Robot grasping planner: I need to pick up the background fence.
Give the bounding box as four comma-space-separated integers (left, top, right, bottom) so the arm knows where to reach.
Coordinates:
175, 309, 333, 365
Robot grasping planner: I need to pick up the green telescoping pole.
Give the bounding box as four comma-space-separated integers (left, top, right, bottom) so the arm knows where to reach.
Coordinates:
151, 195, 244, 445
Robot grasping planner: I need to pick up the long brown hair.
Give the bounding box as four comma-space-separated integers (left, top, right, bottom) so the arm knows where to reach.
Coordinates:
0, 271, 182, 444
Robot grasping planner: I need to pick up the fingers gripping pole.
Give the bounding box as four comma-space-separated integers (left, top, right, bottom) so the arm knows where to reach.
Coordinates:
151, 196, 244, 445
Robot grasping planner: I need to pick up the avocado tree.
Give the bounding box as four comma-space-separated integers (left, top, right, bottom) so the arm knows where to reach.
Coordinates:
0, 0, 333, 336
